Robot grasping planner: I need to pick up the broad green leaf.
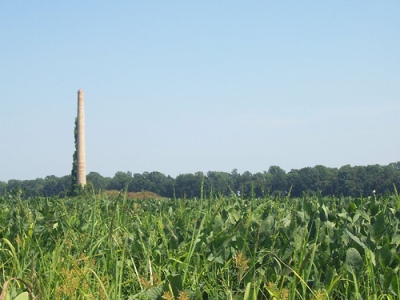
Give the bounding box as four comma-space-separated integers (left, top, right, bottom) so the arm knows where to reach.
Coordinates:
369, 201, 380, 215
228, 209, 240, 225
382, 269, 394, 290
358, 210, 370, 222
243, 282, 252, 300
378, 245, 392, 268
372, 212, 385, 240
345, 229, 367, 249
164, 274, 183, 297
338, 211, 348, 220
392, 274, 400, 296
13, 292, 29, 300
214, 255, 224, 264
345, 247, 363, 274
266, 214, 275, 229
348, 203, 357, 214
145, 286, 162, 300
392, 234, 400, 247
365, 248, 376, 267
319, 204, 328, 222
213, 214, 224, 233
207, 253, 215, 262
297, 211, 305, 223
352, 212, 360, 223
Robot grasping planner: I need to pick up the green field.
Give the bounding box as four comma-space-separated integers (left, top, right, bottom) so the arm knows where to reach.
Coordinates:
1, 190, 399, 299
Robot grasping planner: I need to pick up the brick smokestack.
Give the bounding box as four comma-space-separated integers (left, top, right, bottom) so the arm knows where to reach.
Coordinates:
77, 89, 87, 187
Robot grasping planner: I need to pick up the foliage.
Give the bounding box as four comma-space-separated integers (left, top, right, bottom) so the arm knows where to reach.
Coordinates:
2, 162, 400, 200
0, 191, 399, 299
69, 117, 80, 197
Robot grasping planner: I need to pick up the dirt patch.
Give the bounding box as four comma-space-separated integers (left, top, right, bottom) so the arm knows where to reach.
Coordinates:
103, 190, 163, 200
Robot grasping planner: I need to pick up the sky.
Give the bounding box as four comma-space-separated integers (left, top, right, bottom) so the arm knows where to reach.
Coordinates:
0, 1, 399, 181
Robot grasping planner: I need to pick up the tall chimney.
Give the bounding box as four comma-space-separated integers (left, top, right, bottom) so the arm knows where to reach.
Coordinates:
77, 89, 87, 187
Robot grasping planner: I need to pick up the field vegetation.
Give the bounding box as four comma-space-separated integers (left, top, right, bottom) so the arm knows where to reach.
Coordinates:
1, 186, 399, 299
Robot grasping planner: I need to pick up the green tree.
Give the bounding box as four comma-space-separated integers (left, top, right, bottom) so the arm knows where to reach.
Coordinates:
87, 172, 110, 191
253, 172, 270, 197
363, 165, 384, 194
239, 171, 254, 198
338, 165, 357, 196
23, 178, 45, 197
69, 117, 80, 196
382, 164, 400, 193
43, 175, 59, 196
313, 165, 338, 195
109, 172, 132, 191
206, 171, 233, 197
130, 173, 147, 192
287, 169, 302, 197
268, 166, 287, 195
6, 179, 22, 193
0, 181, 6, 196
175, 173, 203, 199
230, 169, 241, 196
146, 171, 174, 197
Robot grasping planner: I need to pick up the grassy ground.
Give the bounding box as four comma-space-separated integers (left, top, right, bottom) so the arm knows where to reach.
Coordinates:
0, 190, 399, 299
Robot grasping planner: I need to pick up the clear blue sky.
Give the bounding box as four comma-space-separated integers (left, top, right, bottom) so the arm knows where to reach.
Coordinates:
1, 1, 399, 181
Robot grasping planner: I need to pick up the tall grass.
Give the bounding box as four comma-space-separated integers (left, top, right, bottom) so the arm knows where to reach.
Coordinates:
0, 190, 399, 299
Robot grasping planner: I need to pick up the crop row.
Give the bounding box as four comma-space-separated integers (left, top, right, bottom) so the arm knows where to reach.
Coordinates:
0, 191, 399, 299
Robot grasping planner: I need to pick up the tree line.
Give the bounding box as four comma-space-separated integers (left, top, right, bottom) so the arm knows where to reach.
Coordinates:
1, 162, 400, 199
